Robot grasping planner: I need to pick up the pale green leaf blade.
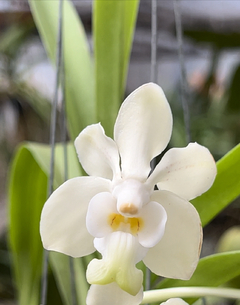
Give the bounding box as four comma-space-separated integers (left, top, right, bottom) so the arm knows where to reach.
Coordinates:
49, 253, 74, 305
121, 0, 140, 93
94, 0, 139, 136
8, 146, 48, 305
191, 144, 240, 227
74, 257, 90, 305
25, 142, 81, 187
50, 253, 89, 305
8, 142, 82, 305
28, 0, 95, 139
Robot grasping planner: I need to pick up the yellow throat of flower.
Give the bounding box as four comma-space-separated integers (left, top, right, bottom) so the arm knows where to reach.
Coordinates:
108, 213, 144, 235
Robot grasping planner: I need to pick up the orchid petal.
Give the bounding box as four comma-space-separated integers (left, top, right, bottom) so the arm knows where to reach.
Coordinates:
75, 123, 120, 180
149, 142, 217, 200
87, 231, 145, 295
143, 190, 202, 280
86, 192, 117, 238
114, 83, 172, 181
138, 201, 167, 248
40, 177, 111, 257
86, 283, 143, 305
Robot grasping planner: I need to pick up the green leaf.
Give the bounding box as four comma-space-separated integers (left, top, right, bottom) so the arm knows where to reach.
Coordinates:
25, 142, 81, 186
28, 0, 95, 140
49, 253, 71, 305
74, 257, 90, 305
50, 253, 89, 305
49, 252, 98, 305
8, 146, 47, 305
157, 251, 240, 303
94, 0, 139, 136
191, 143, 240, 227
8, 142, 82, 305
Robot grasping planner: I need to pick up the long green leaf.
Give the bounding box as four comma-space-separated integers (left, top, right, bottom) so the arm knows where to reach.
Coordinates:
9, 146, 47, 305
74, 257, 90, 305
8, 142, 82, 305
191, 144, 240, 226
157, 251, 240, 303
49, 253, 75, 305
25, 142, 84, 305
94, 0, 139, 136
28, 0, 95, 140
49, 253, 89, 305
25, 142, 81, 187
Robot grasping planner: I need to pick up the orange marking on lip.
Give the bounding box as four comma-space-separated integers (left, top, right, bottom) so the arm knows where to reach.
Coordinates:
119, 203, 138, 215
108, 213, 144, 235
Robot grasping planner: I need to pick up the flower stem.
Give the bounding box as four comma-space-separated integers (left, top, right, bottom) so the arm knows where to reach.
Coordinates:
142, 287, 240, 303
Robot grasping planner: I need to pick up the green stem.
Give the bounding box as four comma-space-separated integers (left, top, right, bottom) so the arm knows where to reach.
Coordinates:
142, 287, 240, 304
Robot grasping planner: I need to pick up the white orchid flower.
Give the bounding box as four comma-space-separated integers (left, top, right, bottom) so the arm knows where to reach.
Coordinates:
40, 83, 217, 305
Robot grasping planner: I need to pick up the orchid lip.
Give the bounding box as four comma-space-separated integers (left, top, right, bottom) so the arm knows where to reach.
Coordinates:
87, 231, 145, 296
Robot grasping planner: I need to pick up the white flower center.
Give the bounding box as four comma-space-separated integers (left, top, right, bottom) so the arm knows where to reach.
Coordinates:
112, 179, 151, 216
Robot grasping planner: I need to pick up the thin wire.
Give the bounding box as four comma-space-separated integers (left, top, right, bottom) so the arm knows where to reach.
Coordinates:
40, 0, 64, 304
150, 0, 157, 83
173, 0, 191, 143
40, 250, 49, 305
69, 258, 77, 305
60, 58, 68, 183
146, 0, 158, 295
59, 25, 78, 305
49, 0, 63, 220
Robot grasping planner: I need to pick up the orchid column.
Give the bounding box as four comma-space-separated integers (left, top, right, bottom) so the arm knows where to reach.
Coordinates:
40, 83, 216, 305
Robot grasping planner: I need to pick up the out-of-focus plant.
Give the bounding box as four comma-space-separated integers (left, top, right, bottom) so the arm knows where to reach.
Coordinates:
0, 18, 52, 148
171, 47, 240, 160
0, 14, 54, 304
